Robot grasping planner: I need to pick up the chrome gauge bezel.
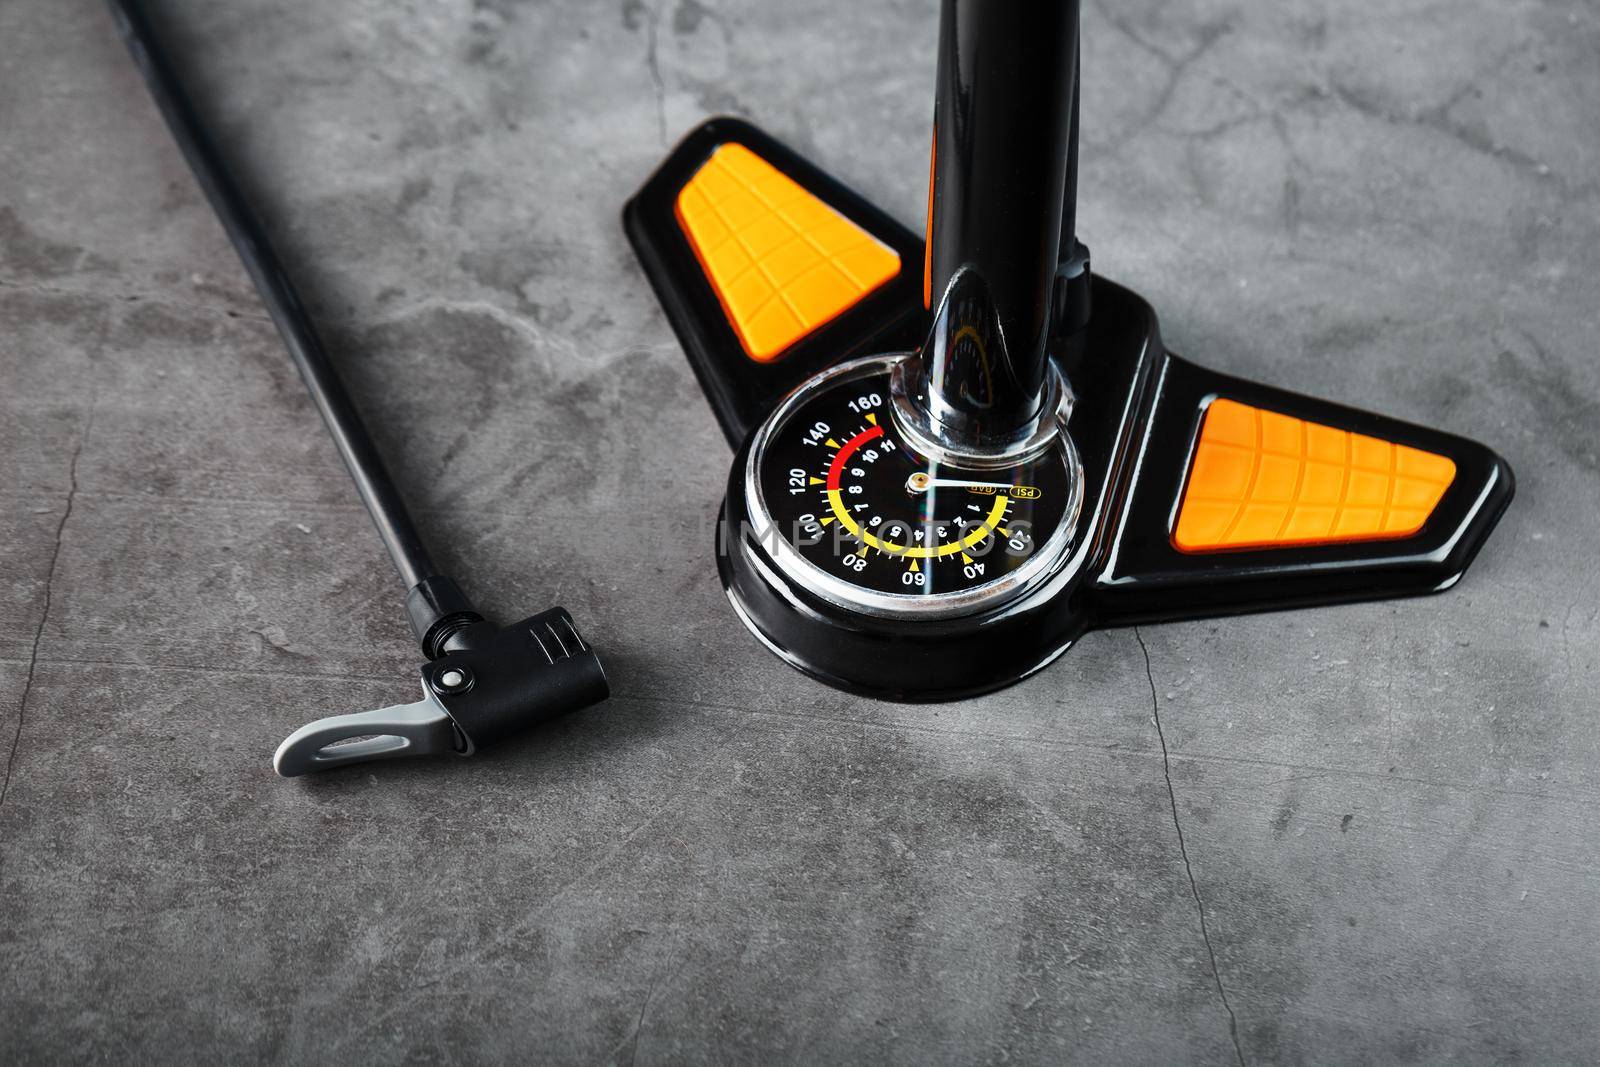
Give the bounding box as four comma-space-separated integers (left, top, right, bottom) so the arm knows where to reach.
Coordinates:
744, 353, 1084, 620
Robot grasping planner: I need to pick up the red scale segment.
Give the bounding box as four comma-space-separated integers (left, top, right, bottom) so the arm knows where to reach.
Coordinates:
825, 425, 884, 490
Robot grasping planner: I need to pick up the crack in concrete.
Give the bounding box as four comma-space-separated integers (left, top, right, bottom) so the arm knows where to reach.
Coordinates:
1322, 42, 1580, 196
1088, 0, 1232, 149
628, 970, 662, 1067
0, 413, 91, 818
0, 275, 271, 324
645, 1, 667, 147
1136, 626, 1245, 1066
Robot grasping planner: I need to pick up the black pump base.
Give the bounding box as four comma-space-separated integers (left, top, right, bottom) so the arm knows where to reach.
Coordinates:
712, 276, 1511, 701
627, 118, 1512, 701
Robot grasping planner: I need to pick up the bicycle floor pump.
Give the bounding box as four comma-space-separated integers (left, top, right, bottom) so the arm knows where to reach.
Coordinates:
624, 0, 1512, 699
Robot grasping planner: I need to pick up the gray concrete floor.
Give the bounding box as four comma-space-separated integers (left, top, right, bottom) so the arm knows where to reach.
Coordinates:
2, 0, 1596, 1062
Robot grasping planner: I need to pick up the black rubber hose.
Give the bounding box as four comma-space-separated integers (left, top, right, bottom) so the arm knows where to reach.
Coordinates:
104, 0, 441, 593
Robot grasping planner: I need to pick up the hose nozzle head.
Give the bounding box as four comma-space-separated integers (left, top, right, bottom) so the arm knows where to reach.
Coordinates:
273, 608, 608, 777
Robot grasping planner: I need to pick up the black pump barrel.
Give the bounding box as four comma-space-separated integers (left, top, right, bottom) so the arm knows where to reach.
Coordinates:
920, 0, 1081, 442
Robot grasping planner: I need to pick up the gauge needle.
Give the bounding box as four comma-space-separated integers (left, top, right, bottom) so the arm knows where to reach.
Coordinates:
906, 472, 1013, 494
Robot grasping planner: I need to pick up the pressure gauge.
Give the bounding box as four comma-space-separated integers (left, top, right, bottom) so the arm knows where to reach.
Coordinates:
743, 355, 1082, 620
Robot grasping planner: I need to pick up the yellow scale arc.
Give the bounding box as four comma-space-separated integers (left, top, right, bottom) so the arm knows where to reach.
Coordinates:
826, 490, 1010, 559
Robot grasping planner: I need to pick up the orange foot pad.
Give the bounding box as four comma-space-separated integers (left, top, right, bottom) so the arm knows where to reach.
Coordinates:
674, 143, 901, 362
1174, 398, 1457, 552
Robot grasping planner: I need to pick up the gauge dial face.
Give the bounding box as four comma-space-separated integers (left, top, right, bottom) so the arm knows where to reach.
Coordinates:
752, 364, 1074, 602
